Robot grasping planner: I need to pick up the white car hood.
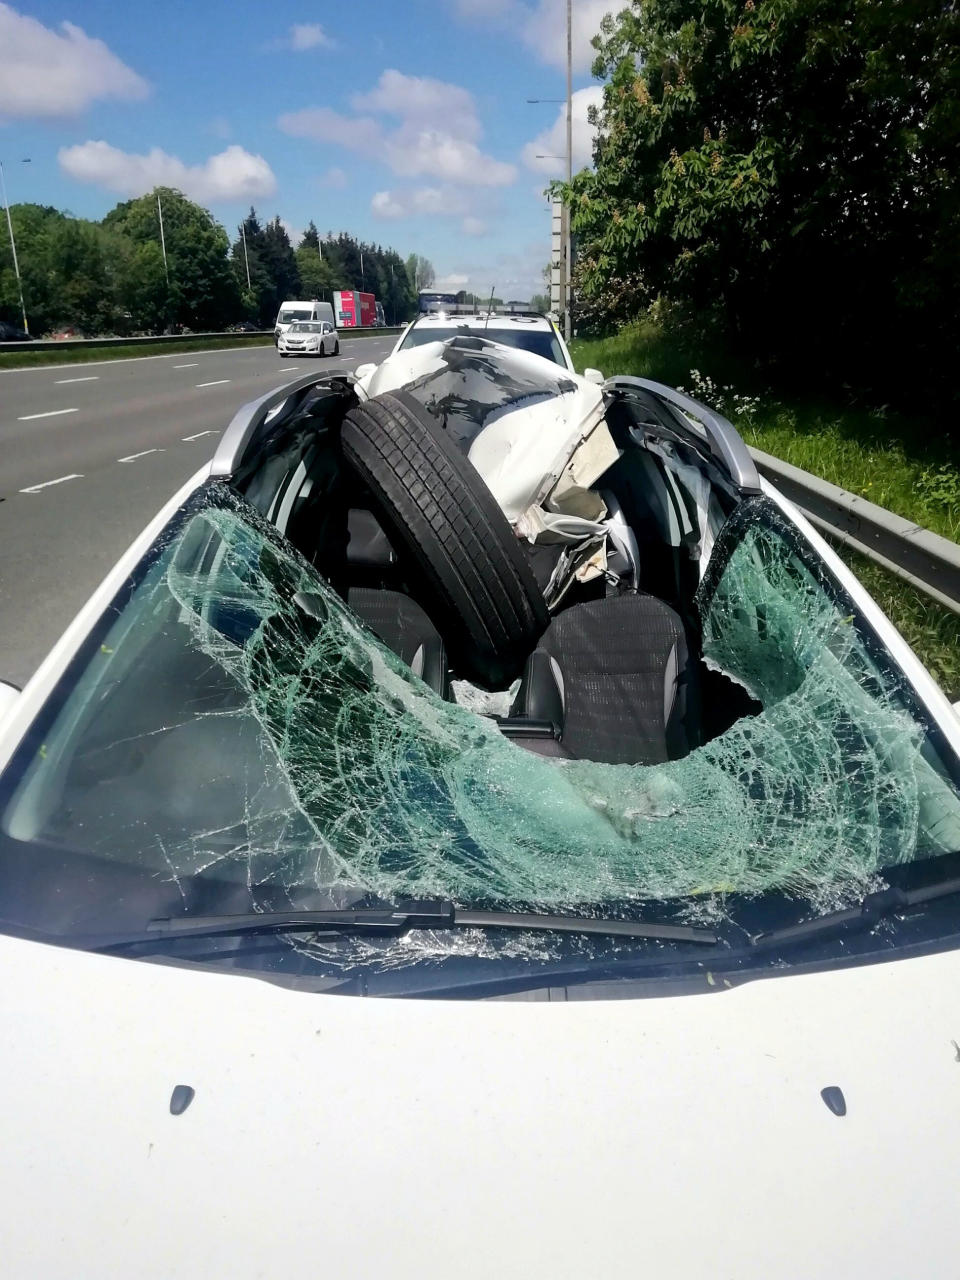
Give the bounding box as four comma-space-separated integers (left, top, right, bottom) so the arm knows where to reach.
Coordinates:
3, 931, 959, 1279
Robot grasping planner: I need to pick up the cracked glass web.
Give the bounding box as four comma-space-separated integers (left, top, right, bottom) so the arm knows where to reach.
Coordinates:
9, 482, 959, 955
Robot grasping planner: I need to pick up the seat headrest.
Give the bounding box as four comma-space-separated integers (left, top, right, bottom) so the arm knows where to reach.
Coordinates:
347, 508, 397, 569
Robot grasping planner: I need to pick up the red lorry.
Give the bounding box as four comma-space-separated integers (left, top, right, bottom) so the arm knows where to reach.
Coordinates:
333, 290, 378, 328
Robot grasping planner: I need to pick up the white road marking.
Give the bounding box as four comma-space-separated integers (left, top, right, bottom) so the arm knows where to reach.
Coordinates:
182, 429, 221, 442
196, 379, 231, 388
17, 407, 79, 421
173, 363, 199, 369
19, 473, 84, 494
54, 375, 99, 384
1, 338, 394, 375
118, 448, 165, 463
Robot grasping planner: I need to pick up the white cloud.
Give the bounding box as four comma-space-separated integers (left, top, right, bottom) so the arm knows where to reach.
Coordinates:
280, 107, 381, 150
58, 141, 277, 203
434, 244, 549, 301
371, 190, 405, 219
371, 186, 470, 219
0, 3, 149, 119
279, 218, 300, 243
522, 85, 603, 175
353, 69, 480, 142
278, 68, 516, 188
321, 166, 348, 188
271, 23, 334, 51
453, 0, 615, 73
462, 216, 488, 236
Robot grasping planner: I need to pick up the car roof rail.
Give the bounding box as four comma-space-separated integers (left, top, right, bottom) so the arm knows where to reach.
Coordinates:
211, 371, 353, 477
603, 375, 761, 493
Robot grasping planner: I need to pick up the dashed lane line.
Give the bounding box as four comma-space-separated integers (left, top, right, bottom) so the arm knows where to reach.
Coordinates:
118, 448, 165, 463
54, 375, 99, 384
182, 430, 221, 442
196, 379, 231, 388
19, 473, 84, 494
17, 407, 79, 421
174, 363, 199, 369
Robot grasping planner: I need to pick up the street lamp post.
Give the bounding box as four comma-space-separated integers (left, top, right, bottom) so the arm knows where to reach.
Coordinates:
565, 0, 573, 343
0, 157, 30, 335
239, 220, 252, 290
525, 0, 574, 341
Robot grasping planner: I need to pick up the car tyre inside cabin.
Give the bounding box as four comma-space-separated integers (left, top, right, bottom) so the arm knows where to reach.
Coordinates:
340, 390, 550, 688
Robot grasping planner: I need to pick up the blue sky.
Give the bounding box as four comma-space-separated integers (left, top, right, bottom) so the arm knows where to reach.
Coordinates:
1, 0, 613, 298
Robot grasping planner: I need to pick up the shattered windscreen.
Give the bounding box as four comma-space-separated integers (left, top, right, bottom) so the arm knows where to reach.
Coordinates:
1, 484, 959, 987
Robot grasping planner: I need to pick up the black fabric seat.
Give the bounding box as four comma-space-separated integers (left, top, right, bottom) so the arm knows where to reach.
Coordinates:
346, 508, 398, 583
510, 594, 700, 765
348, 587, 449, 699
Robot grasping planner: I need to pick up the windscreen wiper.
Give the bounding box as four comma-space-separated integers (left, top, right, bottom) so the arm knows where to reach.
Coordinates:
84, 901, 719, 951
753, 873, 960, 950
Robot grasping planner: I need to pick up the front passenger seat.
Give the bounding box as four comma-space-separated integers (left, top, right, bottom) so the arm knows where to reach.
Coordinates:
510, 594, 700, 764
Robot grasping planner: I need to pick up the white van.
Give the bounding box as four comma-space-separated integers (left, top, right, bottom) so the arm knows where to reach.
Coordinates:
273, 300, 335, 344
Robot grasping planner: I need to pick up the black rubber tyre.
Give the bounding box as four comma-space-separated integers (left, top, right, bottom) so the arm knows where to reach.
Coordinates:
334, 340, 340, 355
341, 390, 549, 688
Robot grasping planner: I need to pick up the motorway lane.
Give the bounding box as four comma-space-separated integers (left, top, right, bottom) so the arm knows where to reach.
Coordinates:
0, 335, 396, 687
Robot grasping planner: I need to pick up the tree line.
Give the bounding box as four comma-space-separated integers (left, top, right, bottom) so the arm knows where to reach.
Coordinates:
0, 187, 430, 336
561, 0, 960, 407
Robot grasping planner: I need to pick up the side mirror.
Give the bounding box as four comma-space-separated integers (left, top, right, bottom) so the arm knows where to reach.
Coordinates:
355, 363, 377, 380
583, 367, 604, 385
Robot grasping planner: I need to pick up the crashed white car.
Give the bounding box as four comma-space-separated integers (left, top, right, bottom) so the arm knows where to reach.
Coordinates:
1, 334, 960, 1277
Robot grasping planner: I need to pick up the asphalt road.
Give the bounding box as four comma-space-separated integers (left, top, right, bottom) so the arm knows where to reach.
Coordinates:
0, 335, 397, 688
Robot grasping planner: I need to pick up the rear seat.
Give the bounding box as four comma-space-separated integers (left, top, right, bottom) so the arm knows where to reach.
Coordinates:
345, 507, 449, 698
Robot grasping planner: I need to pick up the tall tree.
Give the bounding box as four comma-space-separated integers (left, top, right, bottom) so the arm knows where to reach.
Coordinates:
261, 216, 301, 301
230, 208, 278, 325
0, 204, 67, 333
301, 221, 321, 252
295, 245, 337, 298
104, 187, 239, 331
405, 253, 436, 292
562, 0, 960, 400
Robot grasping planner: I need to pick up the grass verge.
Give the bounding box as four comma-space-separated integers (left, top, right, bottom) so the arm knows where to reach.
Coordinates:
0, 334, 275, 369
0, 327, 398, 371
571, 321, 960, 698
835, 549, 960, 700
570, 322, 960, 541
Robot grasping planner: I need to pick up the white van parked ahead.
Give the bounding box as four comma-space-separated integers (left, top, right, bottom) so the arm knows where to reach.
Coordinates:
273, 300, 335, 344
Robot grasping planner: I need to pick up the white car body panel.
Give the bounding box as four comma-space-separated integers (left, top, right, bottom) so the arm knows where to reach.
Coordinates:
467, 385, 609, 523
3, 362, 960, 1278
392, 313, 576, 372
1, 930, 959, 1278
0, 681, 19, 727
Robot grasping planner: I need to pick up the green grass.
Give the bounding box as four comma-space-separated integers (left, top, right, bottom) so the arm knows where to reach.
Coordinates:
834, 550, 960, 700
571, 322, 960, 541
0, 334, 275, 369
571, 320, 960, 698
0, 327, 399, 371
